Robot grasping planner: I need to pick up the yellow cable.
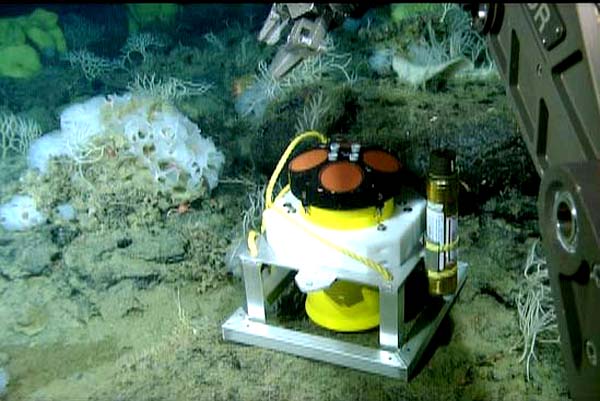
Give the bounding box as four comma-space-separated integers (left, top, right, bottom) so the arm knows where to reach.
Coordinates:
247, 229, 259, 257
249, 131, 326, 259
265, 130, 327, 209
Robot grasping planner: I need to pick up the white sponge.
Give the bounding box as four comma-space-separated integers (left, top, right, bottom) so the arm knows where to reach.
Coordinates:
0, 195, 46, 231
27, 130, 68, 174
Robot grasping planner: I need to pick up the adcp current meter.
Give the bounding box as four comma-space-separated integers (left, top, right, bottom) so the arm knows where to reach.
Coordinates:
222, 131, 468, 380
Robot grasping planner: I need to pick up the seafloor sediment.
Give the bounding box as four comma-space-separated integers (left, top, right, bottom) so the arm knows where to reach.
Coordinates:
0, 184, 567, 401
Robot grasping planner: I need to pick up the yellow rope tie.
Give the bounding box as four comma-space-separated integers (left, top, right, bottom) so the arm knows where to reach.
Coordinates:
272, 203, 393, 281
424, 237, 460, 252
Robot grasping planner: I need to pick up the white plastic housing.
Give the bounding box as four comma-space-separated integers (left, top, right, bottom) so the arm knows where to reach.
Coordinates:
263, 190, 426, 285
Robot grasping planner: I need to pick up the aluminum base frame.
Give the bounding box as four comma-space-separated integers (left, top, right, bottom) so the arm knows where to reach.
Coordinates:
222, 238, 467, 380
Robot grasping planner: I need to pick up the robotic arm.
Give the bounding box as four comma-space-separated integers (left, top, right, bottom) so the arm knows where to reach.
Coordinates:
465, 4, 600, 400
258, 3, 365, 78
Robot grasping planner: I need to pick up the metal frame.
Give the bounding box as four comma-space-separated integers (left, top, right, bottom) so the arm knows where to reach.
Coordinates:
222, 236, 467, 380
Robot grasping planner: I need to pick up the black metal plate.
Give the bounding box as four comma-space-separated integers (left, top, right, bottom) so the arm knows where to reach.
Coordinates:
526, 3, 566, 50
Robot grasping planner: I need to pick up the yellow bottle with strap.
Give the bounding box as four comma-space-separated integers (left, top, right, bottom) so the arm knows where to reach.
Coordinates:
425, 149, 459, 296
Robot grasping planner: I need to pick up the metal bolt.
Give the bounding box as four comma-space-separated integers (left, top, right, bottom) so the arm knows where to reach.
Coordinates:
283, 202, 296, 214
585, 340, 597, 366
591, 264, 600, 289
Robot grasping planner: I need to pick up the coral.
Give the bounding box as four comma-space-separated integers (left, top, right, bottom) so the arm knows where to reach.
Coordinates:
235, 47, 354, 122
403, 7, 490, 71
442, 5, 491, 67
62, 49, 118, 81
127, 73, 213, 103
63, 32, 170, 80
120, 32, 166, 66
279, 48, 355, 89
0, 111, 42, 157
233, 68, 276, 121
294, 90, 332, 134
238, 180, 266, 238
203, 32, 225, 51
515, 239, 560, 381
388, 8, 493, 91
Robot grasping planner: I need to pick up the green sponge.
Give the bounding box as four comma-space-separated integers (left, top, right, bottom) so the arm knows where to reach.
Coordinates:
22, 8, 67, 55
126, 3, 180, 33
0, 45, 42, 78
0, 19, 26, 47
0, 7, 67, 78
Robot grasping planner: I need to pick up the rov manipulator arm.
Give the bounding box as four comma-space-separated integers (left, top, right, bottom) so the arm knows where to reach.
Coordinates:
464, 4, 600, 400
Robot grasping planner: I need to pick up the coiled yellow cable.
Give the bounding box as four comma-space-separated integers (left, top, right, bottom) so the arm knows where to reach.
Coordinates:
265, 130, 328, 209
